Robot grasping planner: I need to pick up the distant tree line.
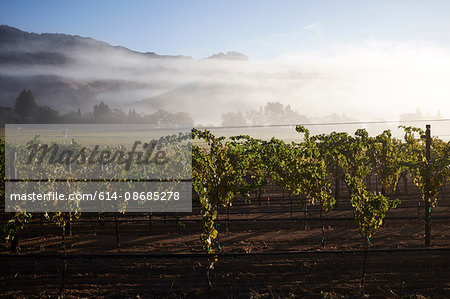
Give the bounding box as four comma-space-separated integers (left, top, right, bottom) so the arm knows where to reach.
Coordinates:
221, 101, 356, 127
0, 89, 194, 126
220, 102, 308, 127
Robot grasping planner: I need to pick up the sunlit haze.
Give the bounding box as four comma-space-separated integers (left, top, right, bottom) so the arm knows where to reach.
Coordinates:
1, 0, 450, 124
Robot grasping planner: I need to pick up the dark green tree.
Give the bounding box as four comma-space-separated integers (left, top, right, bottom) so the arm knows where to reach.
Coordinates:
14, 89, 38, 121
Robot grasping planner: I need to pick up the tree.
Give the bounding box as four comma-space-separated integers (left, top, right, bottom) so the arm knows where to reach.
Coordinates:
36, 105, 60, 123
221, 112, 247, 127
14, 89, 38, 121
93, 101, 114, 122
368, 130, 407, 196
127, 109, 142, 123
246, 101, 309, 125
0, 107, 20, 124
296, 126, 336, 246
312, 132, 350, 206
339, 129, 400, 293
192, 129, 247, 288
400, 125, 450, 246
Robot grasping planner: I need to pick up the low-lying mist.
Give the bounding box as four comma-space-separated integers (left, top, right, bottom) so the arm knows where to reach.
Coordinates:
1, 28, 449, 126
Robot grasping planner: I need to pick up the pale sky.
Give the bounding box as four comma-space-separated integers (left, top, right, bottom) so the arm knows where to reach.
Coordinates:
2, 1, 450, 59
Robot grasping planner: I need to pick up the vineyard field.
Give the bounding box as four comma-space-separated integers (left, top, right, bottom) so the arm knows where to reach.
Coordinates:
1, 179, 450, 298
2, 125, 450, 298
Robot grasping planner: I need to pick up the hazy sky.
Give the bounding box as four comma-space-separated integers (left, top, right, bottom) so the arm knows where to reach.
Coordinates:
2, 0, 450, 59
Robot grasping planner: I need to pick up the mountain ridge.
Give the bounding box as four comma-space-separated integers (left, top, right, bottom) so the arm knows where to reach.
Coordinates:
0, 25, 193, 60
0, 25, 273, 125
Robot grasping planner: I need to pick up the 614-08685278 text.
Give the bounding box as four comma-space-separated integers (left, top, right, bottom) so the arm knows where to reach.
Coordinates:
97, 191, 180, 201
